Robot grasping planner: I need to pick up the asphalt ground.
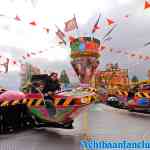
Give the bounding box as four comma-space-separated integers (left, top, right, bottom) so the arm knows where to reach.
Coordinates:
1, 104, 150, 150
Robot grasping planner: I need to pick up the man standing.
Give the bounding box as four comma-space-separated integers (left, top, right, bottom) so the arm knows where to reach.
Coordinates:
43, 72, 61, 98
42, 72, 61, 117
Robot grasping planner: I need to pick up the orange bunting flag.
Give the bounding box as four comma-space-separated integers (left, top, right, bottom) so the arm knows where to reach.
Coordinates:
124, 15, 129, 18
29, 21, 37, 26
14, 15, 21, 21
101, 45, 106, 51
131, 54, 136, 57
27, 53, 30, 57
100, 45, 105, 51
109, 48, 113, 52
139, 55, 143, 59
43, 27, 49, 33
106, 18, 115, 26
22, 56, 26, 59
12, 60, 17, 65
144, 1, 150, 9
145, 56, 150, 60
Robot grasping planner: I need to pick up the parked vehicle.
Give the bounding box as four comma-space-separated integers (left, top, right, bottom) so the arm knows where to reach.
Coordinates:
106, 96, 125, 109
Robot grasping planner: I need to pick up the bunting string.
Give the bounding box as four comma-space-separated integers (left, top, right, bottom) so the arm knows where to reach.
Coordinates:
0, 48, 50, 73
1, 0, 150, 73
0, 14, 50, 34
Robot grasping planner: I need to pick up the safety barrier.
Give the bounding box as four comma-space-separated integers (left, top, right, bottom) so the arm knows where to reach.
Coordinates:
0, 92, 96, 134
116, 91, 128, 97
54, 95, 96, 106
0, 94, 96, 109
135, 92, 150, 99
0, 99, 44, 108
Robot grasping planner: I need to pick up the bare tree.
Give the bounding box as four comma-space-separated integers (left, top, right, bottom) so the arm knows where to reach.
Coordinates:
147, 69, 150, 80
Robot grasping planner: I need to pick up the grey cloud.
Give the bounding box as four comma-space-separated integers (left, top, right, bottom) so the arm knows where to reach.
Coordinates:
0, 71, 21, 90
1, 0, 150, 90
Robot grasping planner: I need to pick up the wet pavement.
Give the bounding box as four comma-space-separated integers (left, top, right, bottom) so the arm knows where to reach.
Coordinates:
1, 104, 150, 150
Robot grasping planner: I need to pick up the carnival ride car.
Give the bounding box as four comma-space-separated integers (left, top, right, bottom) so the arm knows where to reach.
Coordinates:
128, 80, 150, 112
98, 85, 128, 108
0, 36, 100, 134
0, 82, 96, 134
104, 80, 150, 111
97, 66, 130, 107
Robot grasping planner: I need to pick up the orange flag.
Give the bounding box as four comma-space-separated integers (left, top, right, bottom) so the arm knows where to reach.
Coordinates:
109, 48, 113, 52
144, 1, 150, 9
139, 55, 143, 59
43, 27, 49, 33
27, 53, 30, 57
101, 45, 105, 51
14, 15, 21, 21
29, 21, 37, 26
145, 56, 150, 60
131, 54, 136, 57
12, 60, 17, 65
124, 15, 129, 18
106, 18, 114, 26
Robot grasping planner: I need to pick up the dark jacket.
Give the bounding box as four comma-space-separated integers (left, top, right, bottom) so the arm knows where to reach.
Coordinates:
42, 79, 61, 94
128, 91, 135, 100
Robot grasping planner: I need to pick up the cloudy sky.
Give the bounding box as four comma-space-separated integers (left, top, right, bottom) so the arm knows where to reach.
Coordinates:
0, 0, 150, 89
